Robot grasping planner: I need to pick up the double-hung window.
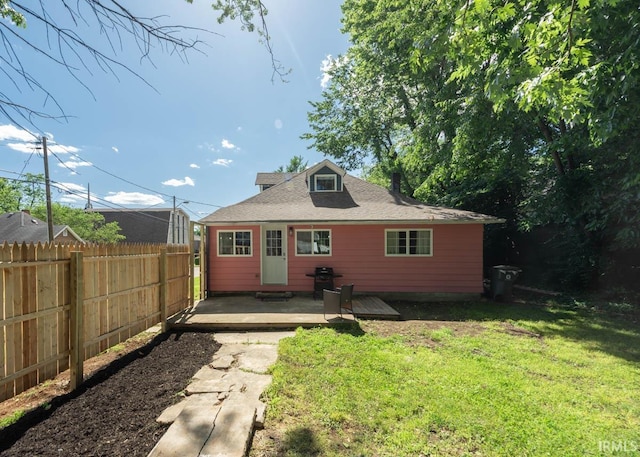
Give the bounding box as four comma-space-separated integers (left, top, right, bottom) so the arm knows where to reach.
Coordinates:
218, 230, 252, 256
385, 229, 432, 256
314, 174, 337, 191
296, 229, 331, 255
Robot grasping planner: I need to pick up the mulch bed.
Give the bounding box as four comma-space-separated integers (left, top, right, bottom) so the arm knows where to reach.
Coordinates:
0, 331, 219, 457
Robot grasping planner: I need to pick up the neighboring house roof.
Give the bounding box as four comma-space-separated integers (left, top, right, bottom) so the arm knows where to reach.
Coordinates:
200, 159, 503, 225
94, 209, 173, 243
0, 211, 83, 244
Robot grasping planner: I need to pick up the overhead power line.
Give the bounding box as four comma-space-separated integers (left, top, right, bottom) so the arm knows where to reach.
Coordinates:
48, 141, 222, 208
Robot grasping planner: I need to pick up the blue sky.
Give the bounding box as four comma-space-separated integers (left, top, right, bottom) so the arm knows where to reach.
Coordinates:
0, 0, 350, 221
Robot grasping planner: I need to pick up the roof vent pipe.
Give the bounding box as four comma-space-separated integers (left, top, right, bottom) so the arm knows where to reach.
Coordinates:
391, 172, 401, 194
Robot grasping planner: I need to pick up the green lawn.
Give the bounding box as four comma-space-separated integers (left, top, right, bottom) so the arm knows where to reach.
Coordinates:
193, 275, 200, 299
256, 296, 640, 456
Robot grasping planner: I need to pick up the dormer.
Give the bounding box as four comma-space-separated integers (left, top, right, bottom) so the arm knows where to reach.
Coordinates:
255, 172, 288, 192
305, 159, 346, 192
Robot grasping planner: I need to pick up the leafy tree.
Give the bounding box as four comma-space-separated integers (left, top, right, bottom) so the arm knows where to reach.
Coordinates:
0, 174, 46, 212
275, 155, 308, 173
32, 204, 125, 244
305, 0, 640, 289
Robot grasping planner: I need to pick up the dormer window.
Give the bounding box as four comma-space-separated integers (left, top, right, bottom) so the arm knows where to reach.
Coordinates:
314, 174, 337, 192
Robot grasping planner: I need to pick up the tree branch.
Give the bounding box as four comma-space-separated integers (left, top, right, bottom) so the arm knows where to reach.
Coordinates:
538, 118, 566, 175
1, 0, 216, 129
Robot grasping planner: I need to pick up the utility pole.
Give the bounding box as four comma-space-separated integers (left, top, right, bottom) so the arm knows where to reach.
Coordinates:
85, 183, 93, 210
42, 137, 54, 242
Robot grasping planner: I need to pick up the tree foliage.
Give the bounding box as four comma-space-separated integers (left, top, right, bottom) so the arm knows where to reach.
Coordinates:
275, 155, 308, 173
0, 174, 46, 212
305, 0, 640, 289
31, 204, 125, 243
0, 174, 123, 243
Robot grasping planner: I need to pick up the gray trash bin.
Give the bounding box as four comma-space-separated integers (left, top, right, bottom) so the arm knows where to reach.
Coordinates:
491, 265, 522, 301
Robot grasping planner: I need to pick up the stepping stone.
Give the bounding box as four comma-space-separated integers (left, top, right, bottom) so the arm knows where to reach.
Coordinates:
148, 403, 222, 457
156, 393, 220, 425
199, 399, 257, 457
186, 379, 236, 395
193, 365, 226, 381
210, 354, 235, 369
255, 402, 267, 429
236, 345, 278, 373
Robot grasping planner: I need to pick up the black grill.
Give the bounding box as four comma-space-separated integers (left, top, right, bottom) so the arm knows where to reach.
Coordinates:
312, 267, 335, 299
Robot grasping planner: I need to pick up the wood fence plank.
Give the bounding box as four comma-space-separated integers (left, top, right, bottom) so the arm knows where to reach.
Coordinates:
25, 243, 38, 388
0, 244, 9, 400
69, 251, 84, 390
1, 241, 191, 402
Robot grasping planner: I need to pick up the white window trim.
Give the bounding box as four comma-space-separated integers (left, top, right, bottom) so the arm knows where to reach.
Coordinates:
314, 174, 338, 192
295, 229, 332, 256
217, 230, 253, 257
384, 228, 433, 257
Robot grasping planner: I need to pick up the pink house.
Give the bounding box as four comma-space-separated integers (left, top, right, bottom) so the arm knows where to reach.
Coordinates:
199, 160, 502, 297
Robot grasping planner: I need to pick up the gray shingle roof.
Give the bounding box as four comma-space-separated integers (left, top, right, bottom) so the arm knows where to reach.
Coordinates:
200, 163, 502, 225
254, 173, 286, 186
95, 209, 172, 243
0, 212, 81, 243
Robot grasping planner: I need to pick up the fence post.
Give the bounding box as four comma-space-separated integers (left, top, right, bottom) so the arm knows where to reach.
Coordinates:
160, 247, 168, 332
69, 251, 84, 390
189, 221, 195, 307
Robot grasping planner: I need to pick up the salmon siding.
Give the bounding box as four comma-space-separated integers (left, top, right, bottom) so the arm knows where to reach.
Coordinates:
201, 160, 500, 296
206, 223, 484, 294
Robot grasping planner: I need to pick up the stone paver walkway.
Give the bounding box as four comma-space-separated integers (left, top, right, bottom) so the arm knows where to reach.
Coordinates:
147, 331, 294, 457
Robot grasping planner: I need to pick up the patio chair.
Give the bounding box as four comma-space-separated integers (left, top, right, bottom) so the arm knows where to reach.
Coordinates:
323, 284, 355, 320
323, 289, 341, 319
337, 283, 354, 317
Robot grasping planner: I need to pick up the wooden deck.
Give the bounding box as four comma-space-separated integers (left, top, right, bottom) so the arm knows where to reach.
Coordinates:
167, 294, 400, 331
352, 296, 401, 320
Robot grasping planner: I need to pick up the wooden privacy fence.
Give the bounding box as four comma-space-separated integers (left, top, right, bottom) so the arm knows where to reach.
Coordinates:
0, 242, 192, 403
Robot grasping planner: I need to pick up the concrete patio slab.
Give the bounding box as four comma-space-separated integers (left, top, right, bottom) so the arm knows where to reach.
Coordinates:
167, 294, 399, 331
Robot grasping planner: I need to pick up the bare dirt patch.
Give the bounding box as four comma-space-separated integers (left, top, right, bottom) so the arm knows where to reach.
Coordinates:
0, 331, 219, 457
359, 301, 487, 347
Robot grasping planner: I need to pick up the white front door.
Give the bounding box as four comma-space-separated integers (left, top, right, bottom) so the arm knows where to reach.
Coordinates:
262, 225, 287, 285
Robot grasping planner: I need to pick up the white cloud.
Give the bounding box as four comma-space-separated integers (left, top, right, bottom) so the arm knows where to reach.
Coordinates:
55, 182, 87, 204
6, 142, 38, 153
57, 182, 87, 193
274, 119, 283, 130
320, 55, 334, 88
58, 194, 84, 204
58, 160, 92, 170
162, 176, 195, 187
320, 54, 348, 89
0, 124, 35, 142
47, 143, 80, 154
112, 146, 119, 153
190, 163, 200, 169
1, 125, 79, 156
221, 139, 236, 149
104, 192, 164, 206
212, 159, 232, 167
